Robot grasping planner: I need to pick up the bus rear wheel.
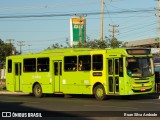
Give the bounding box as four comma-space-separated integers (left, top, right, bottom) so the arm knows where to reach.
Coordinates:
94, 84, 106, 100
33, 84, 43, 98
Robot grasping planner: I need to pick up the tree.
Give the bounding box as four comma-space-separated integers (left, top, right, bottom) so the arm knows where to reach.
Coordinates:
105, 36, 124, 48
74, 36, 124, 48
0, 39, 15, 68
47, 43, 63, 49
85, 39, 107, 48
46, 36, 125, 50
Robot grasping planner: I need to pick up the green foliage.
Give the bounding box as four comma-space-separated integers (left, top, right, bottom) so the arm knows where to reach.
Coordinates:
74, 36, 125, 48
47, 43, 64, 49
0, 39, 14, 68
46, 36, 126, 49
106, 37, 124, 48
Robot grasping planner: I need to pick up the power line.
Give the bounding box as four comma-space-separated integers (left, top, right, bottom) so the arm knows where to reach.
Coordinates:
104, 0, 114, 24
0, 14, 153, 22
0, 9, 155, 19
118, 27, 157, 40
120, 22, 157, 34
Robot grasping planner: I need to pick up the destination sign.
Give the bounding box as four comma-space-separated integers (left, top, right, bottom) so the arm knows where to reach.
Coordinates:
126, 49, 150, 55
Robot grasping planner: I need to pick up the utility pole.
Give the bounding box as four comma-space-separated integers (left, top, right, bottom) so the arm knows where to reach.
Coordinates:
109, 24, 119, 48
79, 15, 83, 44
17, 41, 25, 54
109, 24, 119, 40
100, 0, 105, 42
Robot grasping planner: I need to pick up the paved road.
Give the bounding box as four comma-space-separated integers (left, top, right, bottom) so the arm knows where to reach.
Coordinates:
0, 93, 160, 120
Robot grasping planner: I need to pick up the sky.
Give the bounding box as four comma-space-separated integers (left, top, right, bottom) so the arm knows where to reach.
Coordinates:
0, 0, 158, 54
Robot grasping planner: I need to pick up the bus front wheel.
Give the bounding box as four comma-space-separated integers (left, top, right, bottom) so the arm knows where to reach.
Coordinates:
33, 84, 43, 98
94, 84, 106, 100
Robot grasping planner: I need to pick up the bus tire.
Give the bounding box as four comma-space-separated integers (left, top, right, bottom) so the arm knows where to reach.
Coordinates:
94, 84, 106, 100
33, 84, 43, 98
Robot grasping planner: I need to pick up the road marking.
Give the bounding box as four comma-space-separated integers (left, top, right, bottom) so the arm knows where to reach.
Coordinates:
84, 105, 138, 110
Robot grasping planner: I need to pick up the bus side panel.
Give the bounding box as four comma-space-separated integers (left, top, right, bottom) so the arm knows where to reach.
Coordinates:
39, 72, 53, 93
22, 72, 53, 93
90, 71, 107, 93
6, 73, 15, 92
61, 71, 91, 94
118, 77, 125, 95
6, 58, 21, 92
21, 73, 35, 93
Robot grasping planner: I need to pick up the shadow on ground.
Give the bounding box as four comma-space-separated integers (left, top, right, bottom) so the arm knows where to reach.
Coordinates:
0, 101, 92, 120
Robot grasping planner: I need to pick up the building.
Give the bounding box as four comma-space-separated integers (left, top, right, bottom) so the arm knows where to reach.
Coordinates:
125, 37, 160, 48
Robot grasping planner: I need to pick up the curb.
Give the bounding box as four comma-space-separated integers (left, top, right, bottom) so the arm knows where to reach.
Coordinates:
0, 91, 29, 95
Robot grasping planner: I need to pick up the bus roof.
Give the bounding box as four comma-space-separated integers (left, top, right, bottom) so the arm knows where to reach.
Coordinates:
6, 47, 151, 59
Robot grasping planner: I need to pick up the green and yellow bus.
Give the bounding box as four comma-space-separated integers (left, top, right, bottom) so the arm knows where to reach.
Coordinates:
6, 48, 155, 100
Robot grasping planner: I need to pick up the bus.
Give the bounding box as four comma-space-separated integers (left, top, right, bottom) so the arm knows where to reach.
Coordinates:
6, 48, 155, 100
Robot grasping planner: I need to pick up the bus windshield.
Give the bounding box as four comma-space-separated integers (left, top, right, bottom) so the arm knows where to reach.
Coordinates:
127, 57, 154, 78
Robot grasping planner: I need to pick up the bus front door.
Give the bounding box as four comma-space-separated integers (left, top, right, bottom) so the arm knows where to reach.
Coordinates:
14, 62, 22, 91
108, 59, 119, 94
53, 61, 62, 92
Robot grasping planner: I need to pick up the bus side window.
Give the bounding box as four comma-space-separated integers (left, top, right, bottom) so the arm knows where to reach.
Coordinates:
78, 59, 83, 71
15, 63, 21, 75
54, 62, 62, 75
108, 60, 113, 75
54, 62, 58, 75
115, 59, 119, 74
8, 60, 12, 73
60, 62, 62, 75
23, 58, 36, 72
15, 63, 18, 75
78, 55, 91, 71
119, 58, 123, 77
37, 57, 49, 72
64, 56, 77, 71
93, 54, 103, 71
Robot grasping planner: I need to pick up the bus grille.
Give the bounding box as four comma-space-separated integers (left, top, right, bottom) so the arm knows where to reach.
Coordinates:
132, 88, 152, 93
